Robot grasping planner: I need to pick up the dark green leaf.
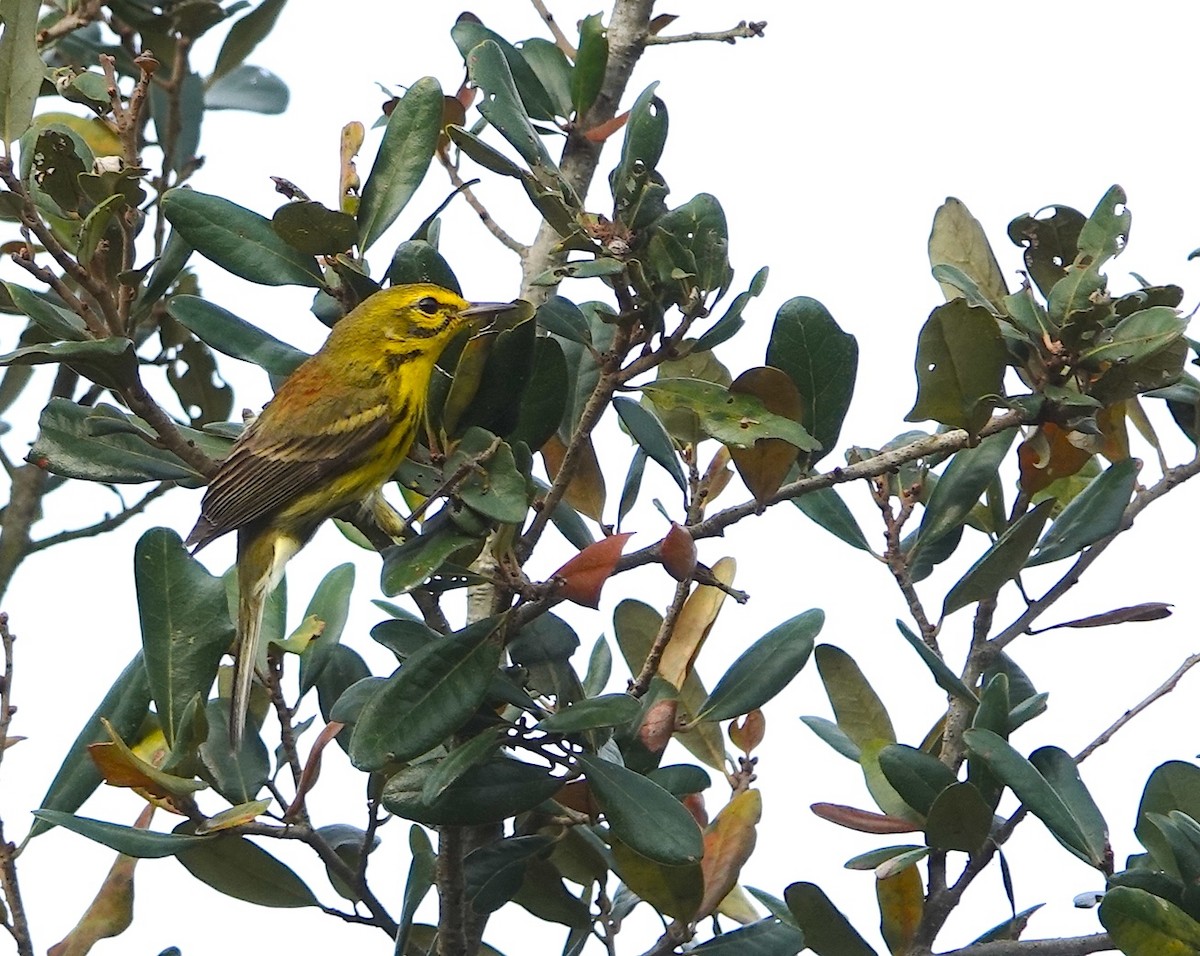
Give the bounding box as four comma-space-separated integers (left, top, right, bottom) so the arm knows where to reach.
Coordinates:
641, 379, 819, 451
357, 77, 443, 251
906, 300, 1006, 433
387, 239, 461, 292
800, 716, 861, 761
467, 40, 557, 171
508, 336, 568, 452
162, 188, 324, 287
0, 339, 137, 392
646, 193, 731, 299
1099, 886, 1200, 954
197, 701, 270, 804
452, 19, 556, 121
212, 0, 287, 81
697, 609, 822, 721
380, 520, 483, 596
464, 835, 553, 915
1027, 458, 1139, 566
570, 14, 607, 116
942, 499, 1054, 616
135, 528, 234, 748
792, 487, 870, 551
168, 294, 308, 385
3, 283, 88, 341
1007, 204, 1085, 299
689, 919, 805, 955
767, 296, 858, 465
613, 396, 686, 493
894, 620, 978, 705
271, 200, 356, 255
349, 617, 503, 769
1030, 747, 1109, 867
205, 65, 288, 113
1136, 762, 1200, 878
519, 37, 572, 118
419, 728, 504, 803
1077, 185, 1130, 270
1081, 306, 1186, 368
0, 0, 43, 145
537, 694, 642, 733
925, 782, 993, 852
31, 811, 211, 858
395, 826, 436, 954
914, 429, 1016, 554
297, 563, 355, 696
30, 653, 150, 839
878, 744, 958, 817
176, 831, 318, 907
647, 764, 711, 796
784, 882, 878, 956
578, 754, 703, 865
381, 755, 562, 826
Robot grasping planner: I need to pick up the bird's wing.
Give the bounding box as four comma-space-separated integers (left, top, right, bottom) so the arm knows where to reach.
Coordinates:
187, 387, 400, 549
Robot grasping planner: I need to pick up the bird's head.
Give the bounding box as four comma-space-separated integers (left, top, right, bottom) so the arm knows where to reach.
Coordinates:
366, 283, 514, 348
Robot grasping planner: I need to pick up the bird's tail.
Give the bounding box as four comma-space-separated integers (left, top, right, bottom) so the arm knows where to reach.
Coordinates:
232, 529, 296, 748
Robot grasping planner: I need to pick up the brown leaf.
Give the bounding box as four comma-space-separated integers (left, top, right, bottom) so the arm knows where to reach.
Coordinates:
810, 802, 921, 834
638, 698, 677, 754
728, 367, 804, 504
542, 433, 607, 521
700, 445, 734, 515
1035, 602, 1173, 633
660, 522, 697, 581
438, 94, 468, 156
1017, 423, 1092, 494
682, 792, 709, 828
728, 710, 765, 755
284, 721, 344, 820
553, 532, 634, 608
583, 111, 630, 144
648, 13, 679, 34
696, 789, 761, 920
659, 557, 736, 689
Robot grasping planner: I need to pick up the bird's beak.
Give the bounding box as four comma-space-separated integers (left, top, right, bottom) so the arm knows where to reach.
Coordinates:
461, 299, 528, 331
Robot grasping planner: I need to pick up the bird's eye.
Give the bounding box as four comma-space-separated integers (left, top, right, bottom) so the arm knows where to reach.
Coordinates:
417, 296, 439, 315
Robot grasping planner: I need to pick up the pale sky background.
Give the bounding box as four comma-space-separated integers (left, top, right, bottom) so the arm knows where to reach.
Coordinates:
3, 3, 1200, 954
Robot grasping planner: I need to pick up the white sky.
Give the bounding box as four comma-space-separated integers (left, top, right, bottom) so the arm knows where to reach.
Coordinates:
4, 2, 1200, 954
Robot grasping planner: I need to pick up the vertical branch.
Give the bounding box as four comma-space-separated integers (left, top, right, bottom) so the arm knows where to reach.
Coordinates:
0, 615, 34, 956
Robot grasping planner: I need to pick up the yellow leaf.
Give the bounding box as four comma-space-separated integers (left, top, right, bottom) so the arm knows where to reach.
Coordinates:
877, 863, 924, 955
697, 789, 761, 920
659, 557, 736, 689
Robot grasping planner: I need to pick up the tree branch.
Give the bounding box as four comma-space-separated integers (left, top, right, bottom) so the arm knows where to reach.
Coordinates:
28, 482, 172, 553
438, 155, 528, 255
529, 0, 576, 57
122, 378, 218, 478
941, 933, 1113, 956
644, 20, 767, 45
0, 615, 34, 956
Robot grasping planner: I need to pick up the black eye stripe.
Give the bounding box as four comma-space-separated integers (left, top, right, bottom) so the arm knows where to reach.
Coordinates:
418, 296, 440, 315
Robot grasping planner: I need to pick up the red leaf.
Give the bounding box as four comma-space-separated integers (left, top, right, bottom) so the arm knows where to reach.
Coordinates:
583, 111, 630, 143
553, 532, 634, 608
811, 802, 920, 834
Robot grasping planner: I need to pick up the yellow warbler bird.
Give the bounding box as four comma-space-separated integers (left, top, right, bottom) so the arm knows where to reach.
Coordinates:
186, 283, 512, 746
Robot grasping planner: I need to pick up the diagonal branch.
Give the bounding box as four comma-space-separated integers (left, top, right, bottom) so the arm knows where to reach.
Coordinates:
941, 934, 1114, 956
28, 482, 172, 553
644, 20, 767, 45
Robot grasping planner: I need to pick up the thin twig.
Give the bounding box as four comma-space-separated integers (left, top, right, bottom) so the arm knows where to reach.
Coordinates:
438, 154, 528, 255
1075, 651, 1200, 764
629, 577, 691, 697
36, 0, 103, 47
0, 615, 33, 956
123, 378, 217, 477
644, 20, 767, 45
28, 482, 172, 552
940, 933, 1114, 956
529, 0, 576, 57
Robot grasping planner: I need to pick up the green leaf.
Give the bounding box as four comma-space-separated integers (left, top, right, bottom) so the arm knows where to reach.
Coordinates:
641, 379, 819, 451
578, 754, 703, 865
914, 429, 1016, 554
387, 239, 461, 292
1007, 204, 1086, 299
380, 520, 483, 596
381, 755, 562, 826
1077, 185, 1130, 270
198, 701, 270, 804
211, 0, 287, 82
610, 82, 668, 228
792, 487, 871, 551
962, 728, 1103, 867
3, 284, 89, 342
894, 620, 978, 705
697, 609, 822, 721
467, 40, 557, 171
168, 294, 308, 386
357, 77, 443, 252
1136, 762, 1200, 879
695, 265, 768, 352
906, 299, 1007, 434
647, 193, 732, 300
31, 811, 211, 858
942, 499, 1055, 616
452, 19, 556, 121
784, 882, 878, 956
349, 617, 503, 770
689, 919, 805, 955
537, 296, 591, 344
648, 764, 711, 796
613, 396, 686, 493
800, 716, 861, 761
395, 826, 436, 954
0, 339, 137, 392
176, 831, 319, 907
570, 14, 608, 116
1027, 458, 1139, 566
271, 200, 356, 255
928, 197, 1009, 308
135, 528, 234, 747
28, 400, 226, 486
507, 336, 568, 452
29, 653, 150, 839
814, 645, 894, 749
536, 694, 642, 733
419, 728, 504, 803
0, 0, 43, 146
767, 296, 859, 465
610, 837, 703, 921
519, 37, 572, 118
297, 563, 355, 696
161, 189, 324, 287
205, 65, 288, 113
464, 835, 554, 915
1080, 306, 1187, 368
878, 744, 958, 817
924, 782, 993, 852
1029, 747, 1109, 867
1099, 886, 1200, 955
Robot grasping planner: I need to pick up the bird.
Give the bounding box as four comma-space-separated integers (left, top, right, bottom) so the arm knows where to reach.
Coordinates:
185, 283, 512, 746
